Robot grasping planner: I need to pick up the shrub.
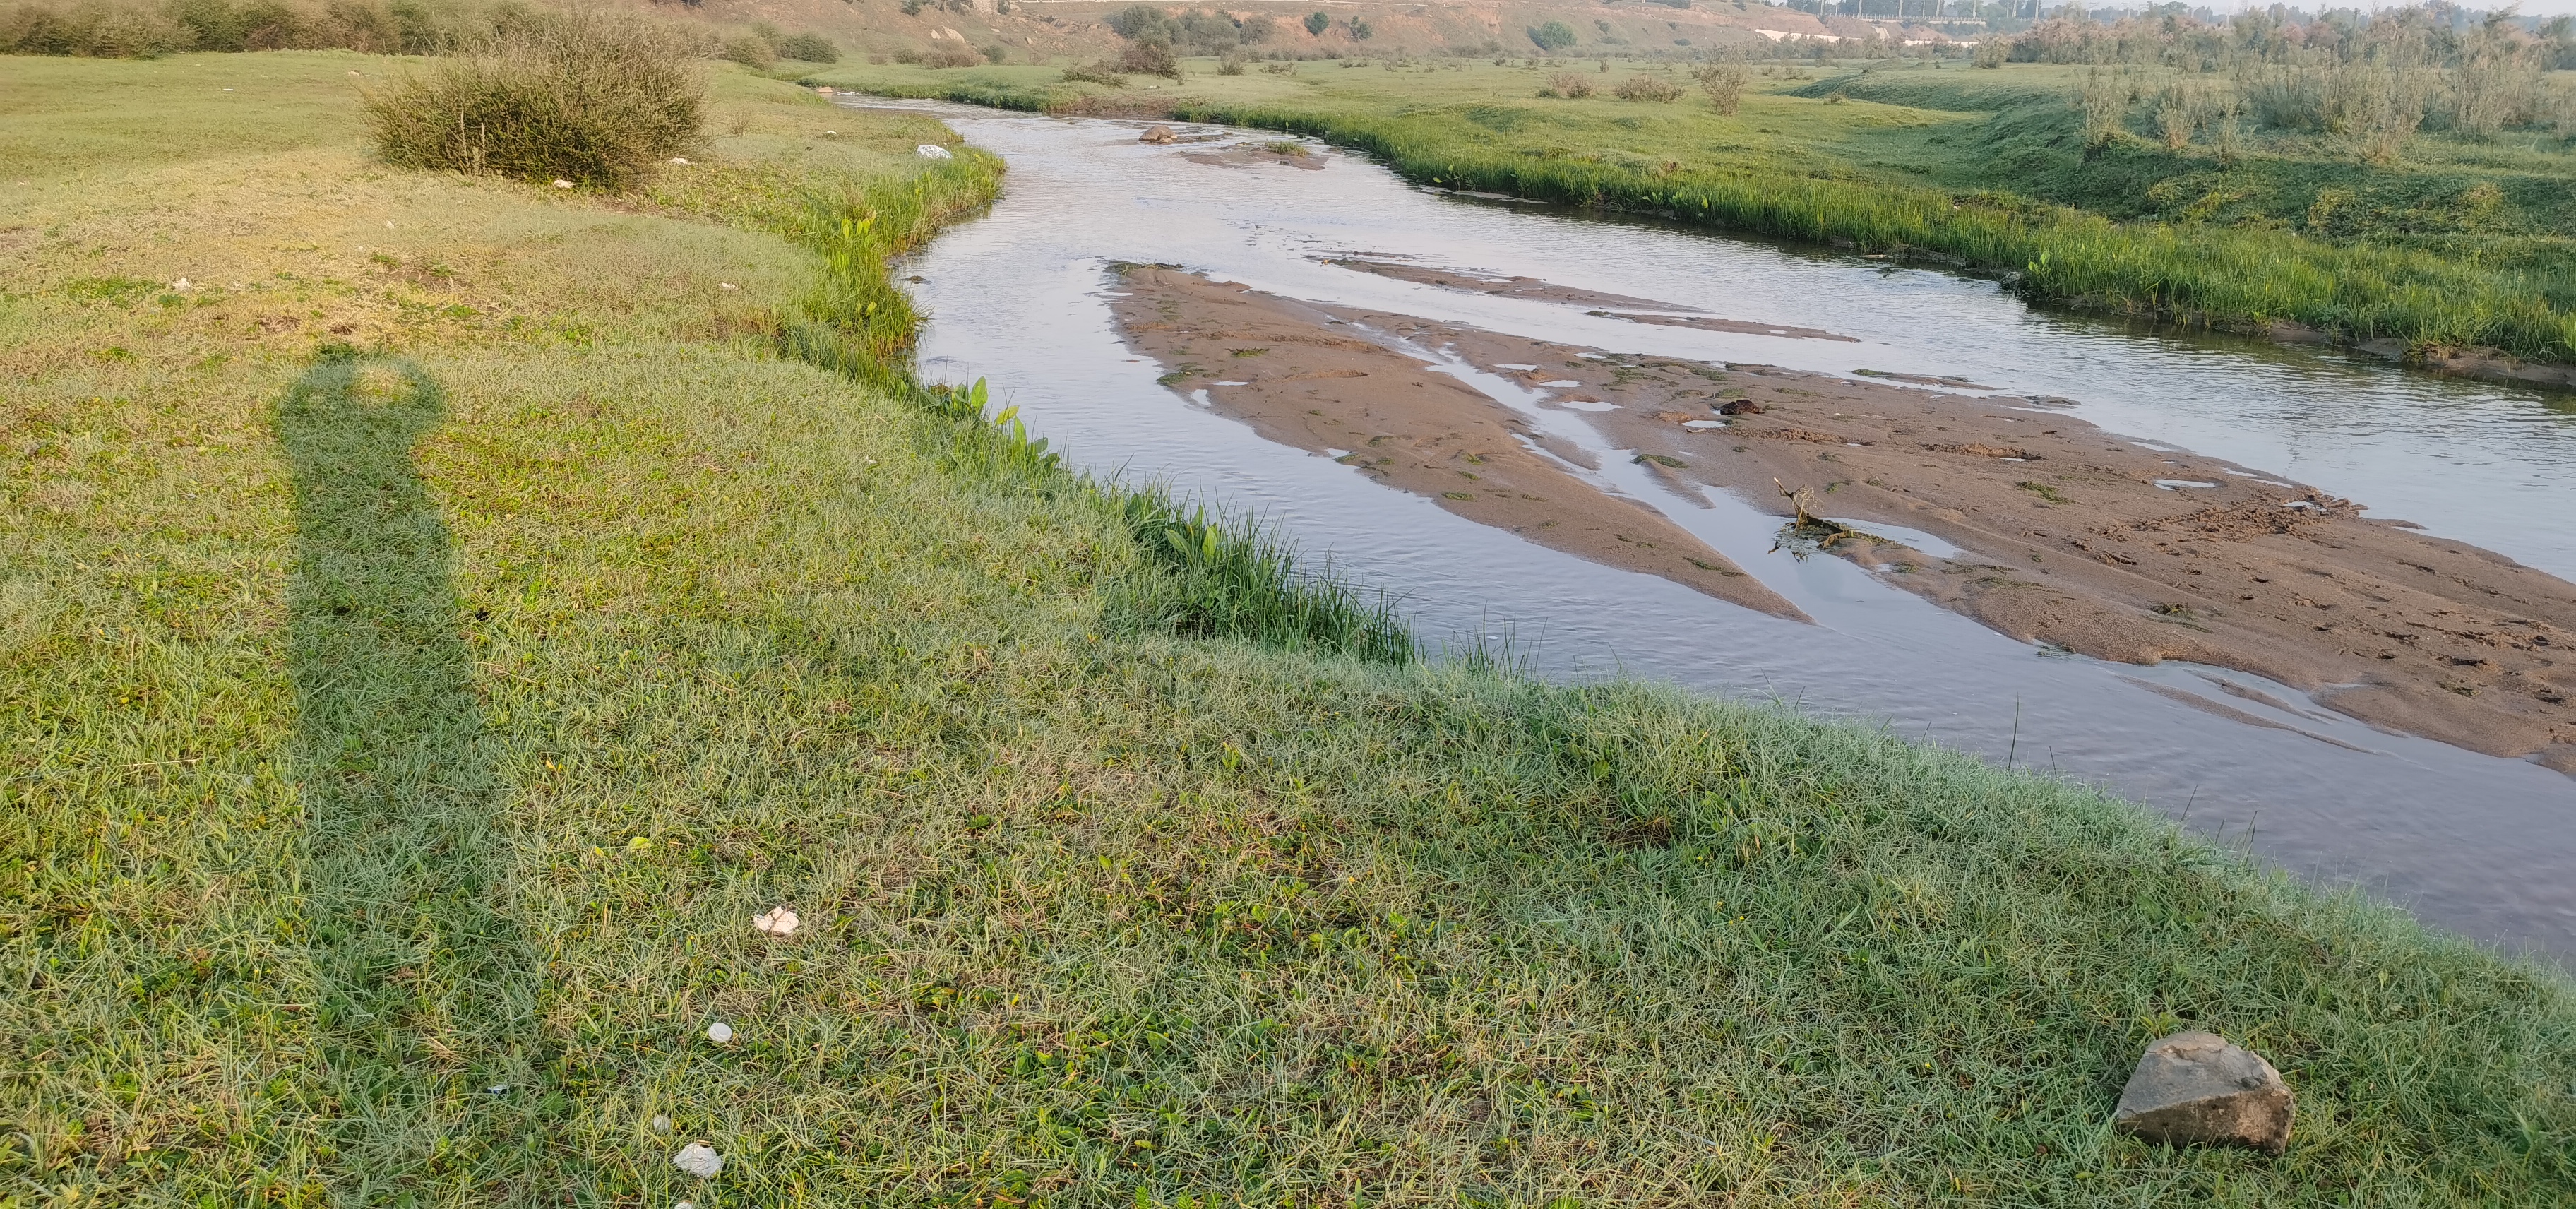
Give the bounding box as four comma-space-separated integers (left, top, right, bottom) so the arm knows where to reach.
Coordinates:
922, 41, 983, 68
1693, 60, 1747, 114
1544, 71, 1594, 98
1303, 9, 1325, 36
1614, 74, 1682, 102
1116, 37, 1180, 79
1528, 20, 1574, 51
362, 12, 704, 189
721, 32, 772, 69
1217, 50, 1246, 75
1059, 61, 1127, 86
0, 2, 190, 55
776, 31, 837, 63
981, 42, 1006, 62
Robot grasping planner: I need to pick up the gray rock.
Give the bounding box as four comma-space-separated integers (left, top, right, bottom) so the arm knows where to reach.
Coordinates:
2113, 1030, 2294, 1155
1139, 124, 1179, 145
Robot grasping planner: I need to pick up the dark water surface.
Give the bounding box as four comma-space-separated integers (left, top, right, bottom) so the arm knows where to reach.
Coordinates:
847, 99, 2576, 958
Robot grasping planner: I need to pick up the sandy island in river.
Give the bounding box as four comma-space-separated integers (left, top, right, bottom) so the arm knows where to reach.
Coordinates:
1107, 264, 2576, 772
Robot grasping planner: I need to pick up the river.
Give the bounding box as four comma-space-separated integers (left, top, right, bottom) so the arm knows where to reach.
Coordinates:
841, 97, 2576, 959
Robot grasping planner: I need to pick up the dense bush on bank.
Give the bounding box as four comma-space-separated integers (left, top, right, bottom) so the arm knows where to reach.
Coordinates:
362, 10, 702, 187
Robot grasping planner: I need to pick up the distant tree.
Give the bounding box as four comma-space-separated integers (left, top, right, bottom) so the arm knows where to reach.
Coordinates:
1528, 20, 1575, 51
1348, 18, 1371, 40
1304, 11, 1328, 36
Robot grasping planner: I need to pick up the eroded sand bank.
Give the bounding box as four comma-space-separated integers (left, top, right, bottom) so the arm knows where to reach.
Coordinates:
1108, 266, 2576, 770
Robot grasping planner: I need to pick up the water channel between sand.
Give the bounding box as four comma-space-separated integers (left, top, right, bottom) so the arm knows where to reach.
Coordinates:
842, 97, 2576, 960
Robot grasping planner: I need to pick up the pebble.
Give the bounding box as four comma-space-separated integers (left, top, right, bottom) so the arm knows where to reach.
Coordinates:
753, 906, 800, 937
671, 1141, 723, 1178
706, 1020, 734, 1044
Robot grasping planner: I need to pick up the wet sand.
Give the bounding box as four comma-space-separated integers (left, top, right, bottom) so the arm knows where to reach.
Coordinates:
1105, 266, 1806, 620
1111, 267, 2576, 770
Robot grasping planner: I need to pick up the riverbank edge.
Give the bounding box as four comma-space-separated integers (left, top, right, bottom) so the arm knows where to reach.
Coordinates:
817, 76, 2576, 390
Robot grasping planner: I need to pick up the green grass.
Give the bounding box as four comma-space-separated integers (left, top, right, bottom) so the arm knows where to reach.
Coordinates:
811, 57, 2576, 364
4, 49, 2575, 1205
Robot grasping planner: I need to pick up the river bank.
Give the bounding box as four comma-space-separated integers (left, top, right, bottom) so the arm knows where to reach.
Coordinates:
6, 50, 2575, 1203
811, 60, 2576, 387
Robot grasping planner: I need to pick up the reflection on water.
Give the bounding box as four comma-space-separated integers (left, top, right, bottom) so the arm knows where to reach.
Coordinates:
850, 99, 2576, 959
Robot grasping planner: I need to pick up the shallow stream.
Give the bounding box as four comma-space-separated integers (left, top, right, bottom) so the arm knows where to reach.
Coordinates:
846, 98, 2576, 958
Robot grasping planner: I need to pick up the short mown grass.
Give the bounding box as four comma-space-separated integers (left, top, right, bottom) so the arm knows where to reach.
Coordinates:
3, 49, 2572, 1205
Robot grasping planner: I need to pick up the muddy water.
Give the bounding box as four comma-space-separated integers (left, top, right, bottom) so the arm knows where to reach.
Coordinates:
845, 99, 2576, 958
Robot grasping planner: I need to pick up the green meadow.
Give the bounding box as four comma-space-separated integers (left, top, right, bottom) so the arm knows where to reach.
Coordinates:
816, 55, 2576, 366
3, 48, 2573, 1205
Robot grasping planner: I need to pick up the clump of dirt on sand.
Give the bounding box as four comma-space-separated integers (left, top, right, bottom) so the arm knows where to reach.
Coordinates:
1107, 265, 2576, 770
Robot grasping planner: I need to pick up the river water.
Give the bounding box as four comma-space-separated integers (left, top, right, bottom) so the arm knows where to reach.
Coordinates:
842, 98, 2576, 958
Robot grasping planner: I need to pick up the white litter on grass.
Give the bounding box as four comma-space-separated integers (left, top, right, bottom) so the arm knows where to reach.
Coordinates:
917, 144, 953, 160
753, 906, 800, 937
651, 1114, 673, 1133
706, 1020, 734, 1044
718, 282, 738, 291
676, 1202, 697, 1209
670, 157, 691, 165
672, 1142, 723, 1178
172, 278, 192, 290
553, 179, 574, 189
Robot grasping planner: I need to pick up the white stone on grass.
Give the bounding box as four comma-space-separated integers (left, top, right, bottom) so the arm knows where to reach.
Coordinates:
671, 1141, 723, 1178
917, 144, 953, 160
706, 1020, 734, 1044
753, 906, 800, 937
553, 179, 574, 189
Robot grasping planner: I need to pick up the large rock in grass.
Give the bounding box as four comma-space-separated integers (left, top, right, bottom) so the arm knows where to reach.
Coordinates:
1139, 124, 1179, 145
2114, 1031, 2294, 1155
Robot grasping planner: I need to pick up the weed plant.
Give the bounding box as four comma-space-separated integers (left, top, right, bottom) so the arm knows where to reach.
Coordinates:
362, 11, 704, 188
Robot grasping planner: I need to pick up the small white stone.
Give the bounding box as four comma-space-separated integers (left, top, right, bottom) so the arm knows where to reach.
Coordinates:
670, 156, 691, 165
172, 278, 192, 290
753, 906, 800, 937
651, 1114, 672, 1133
676, 1202, 697, 1209
916, 144, 953, 160
672, 1141, 723, 1178
706, 1020, 734, 1044
553, 179, 575, 189
718, 282, 738, 291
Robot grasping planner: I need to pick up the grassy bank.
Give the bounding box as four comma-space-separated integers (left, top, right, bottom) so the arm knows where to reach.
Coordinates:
5, 49, 2575, 1205
816, 58, 2576, 366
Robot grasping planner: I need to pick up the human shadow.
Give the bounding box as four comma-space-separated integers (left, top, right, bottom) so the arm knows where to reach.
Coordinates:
279, 350, 542, 1191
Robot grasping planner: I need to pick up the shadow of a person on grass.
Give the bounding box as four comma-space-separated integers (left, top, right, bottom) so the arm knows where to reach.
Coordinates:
279, 347, 547, 1191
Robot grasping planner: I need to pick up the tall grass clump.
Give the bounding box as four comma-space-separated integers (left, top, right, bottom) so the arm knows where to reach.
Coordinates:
361, 11, 703, 188
1104, 493, 1410, 659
